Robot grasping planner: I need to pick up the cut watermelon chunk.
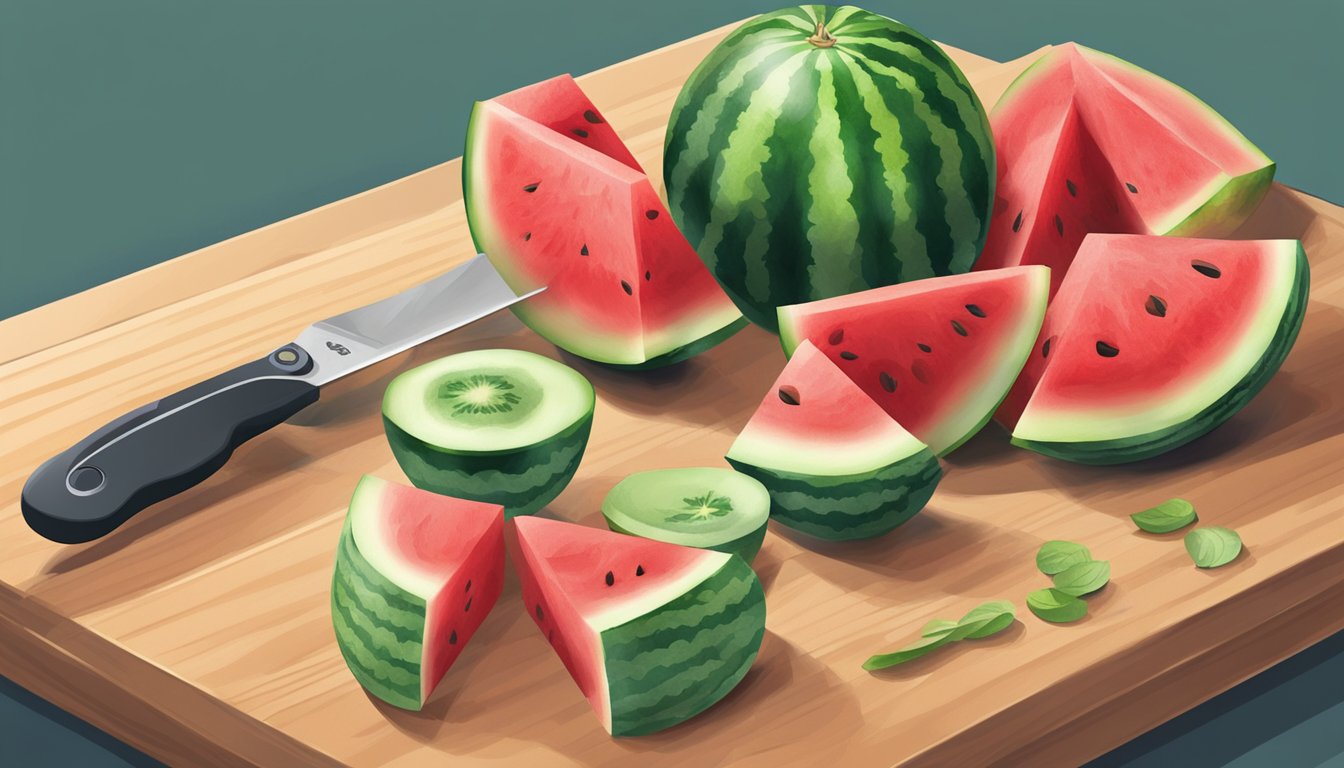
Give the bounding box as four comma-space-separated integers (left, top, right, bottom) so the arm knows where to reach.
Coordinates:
726, 341, 941, 540
978, 43, 1275, 296
777, 266, 1049, 455
1005, 234, 1308, 464
510, 516, 765, 736
464, 75, 745, 368
330, 476, 505, 710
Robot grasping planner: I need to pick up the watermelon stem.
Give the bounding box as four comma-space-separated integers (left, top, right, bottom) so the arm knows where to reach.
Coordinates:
807, 21, 836, 48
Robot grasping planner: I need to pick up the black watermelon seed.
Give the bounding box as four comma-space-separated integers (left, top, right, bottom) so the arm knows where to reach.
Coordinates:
645, 270, 651, 281
1012, 211, 1023, 233
839, 350, 858, 360
580, 244, 588, 256
911, 360, 931, 384
1145, 294, 1168, 317
573, 128, 589, 138
523, 232, 531, 242
879, 372, 896, 393
917, 342, 932, 353
449, 630, 458, 645
951, 320, 968, 337
828, 329, 844, 345
966, 303, 986, 318
778, 386, 801, 406
605, 571, 614, 587
1126, 182, 1139, 194
621, 280, 633, 295
523, 182, 539, 193
636, 565, 645, 576
1054, 214, 1064, 236
1096, 341, 1120, 357
1066, 179, 1077, 197
535, 604, 544, 620
1192, 260, 1222, 279
1042, 337, 1053, 358
465, 579, 472, 593
645, 210, 659, 220
464, 596, 473, 612
583, 109, 602, 124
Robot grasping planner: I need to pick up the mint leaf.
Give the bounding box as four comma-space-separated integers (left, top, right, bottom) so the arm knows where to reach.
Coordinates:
1132, 498, 1198, 533
1184, 526, 1243, 568
1027, 588, 1088, 623
862, 633, 954, 670
921, 619, 958, 638
950, 600, 1016, 640
1036, 540, 1092, 575
1051, 560, 1111, 597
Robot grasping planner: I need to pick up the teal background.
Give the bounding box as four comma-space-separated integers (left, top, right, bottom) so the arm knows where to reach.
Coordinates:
1, 0, 1342, 765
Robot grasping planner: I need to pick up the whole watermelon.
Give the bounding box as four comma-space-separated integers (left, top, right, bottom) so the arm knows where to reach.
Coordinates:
663, 5, 995, 331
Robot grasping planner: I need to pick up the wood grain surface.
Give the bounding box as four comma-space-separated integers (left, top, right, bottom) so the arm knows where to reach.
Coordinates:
2, 20, 1342, 768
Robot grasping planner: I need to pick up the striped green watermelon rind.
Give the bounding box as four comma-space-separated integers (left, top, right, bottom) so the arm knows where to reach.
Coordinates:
727, 447, 941, 541
385, 414, 591, 518
601, 555, 766, 736
1012, 243, 1309, 464
663, 5, 995, 332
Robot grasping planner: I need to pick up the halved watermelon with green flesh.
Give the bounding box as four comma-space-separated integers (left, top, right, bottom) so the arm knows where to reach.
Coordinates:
464, 75, 745, 368
777, 266, 1049, 455
978, 43, 1275, 296
511, 516, 765, 736
726, 341, 941, 541
331, 475, 505, 710
601, 467, 770, 564
1005, 234, 1308, 464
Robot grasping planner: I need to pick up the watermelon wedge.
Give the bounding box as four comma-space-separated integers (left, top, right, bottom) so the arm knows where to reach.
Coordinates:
777, 266, 1049, 455
464, 75, 746, 368
978, 43, 1275, 295
726, 341, 941, 540
330, 476, 505, 710
511, 516, 765, 737
1003, 234, 1309, 464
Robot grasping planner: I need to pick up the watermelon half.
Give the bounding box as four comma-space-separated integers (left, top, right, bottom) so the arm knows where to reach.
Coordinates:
726, 341, 941, 540
464, 75, 745, 368
330, 475, 505, 710
511, 516, 765, 736
777, 266, 1049, 455
978, 43, 1275, 296
1003, 234, 1309, 464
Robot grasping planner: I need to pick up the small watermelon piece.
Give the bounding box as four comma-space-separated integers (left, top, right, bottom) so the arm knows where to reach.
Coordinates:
726, 341, 941, 541
511, 516, 765, 736
330, 475, 505, 710
777, 266, 1049, 455
601, 467, 771, 564
979, 43, 1275, 296
1005, 234, 1309, 464
464, 75, 745, 368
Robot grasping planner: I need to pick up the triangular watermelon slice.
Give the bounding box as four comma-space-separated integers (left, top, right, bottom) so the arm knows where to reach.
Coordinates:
330, 475, 505, 710
1004, 234, 1309, 464
510, 516, 765, 736
464, 75, 745, 368
777, 266, 1050, 455
978, 43, 1275, 296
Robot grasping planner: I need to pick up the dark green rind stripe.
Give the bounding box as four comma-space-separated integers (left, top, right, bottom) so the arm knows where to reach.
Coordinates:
601, 558, 766, 737
334, 533, 423, 638
384, 412, 592, 517
726, 448, 941, 541
606, 516, 767, 565
1013, 244, 1309, 464
598, 317, 748, 371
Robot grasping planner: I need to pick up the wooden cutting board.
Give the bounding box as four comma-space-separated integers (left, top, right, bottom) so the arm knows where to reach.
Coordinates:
2, 20, 1342, 768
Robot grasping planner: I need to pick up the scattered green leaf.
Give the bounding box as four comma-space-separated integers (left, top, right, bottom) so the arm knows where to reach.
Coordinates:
1036, 540, 1092, 575
1131, 498, 1198, 533
862, 633, 954, 670
949, 600, 1017, 640
1051, 560, 1111, 597
1026, 588, 1088, 623
1185, 526, 1243, 568
921, 619, 958, 638
866, 601, 1017, 670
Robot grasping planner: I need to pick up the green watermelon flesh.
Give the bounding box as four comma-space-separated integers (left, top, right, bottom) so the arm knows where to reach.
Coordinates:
978, 43, 1274, 296
510, 516, 765, 736
464, 75, 744, 367
777, 266, 1049, 455
331, 475, 504, 710
1003, 234, 1308, 463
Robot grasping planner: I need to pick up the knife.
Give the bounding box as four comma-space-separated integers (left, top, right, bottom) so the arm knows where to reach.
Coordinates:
21, 254, 541, 544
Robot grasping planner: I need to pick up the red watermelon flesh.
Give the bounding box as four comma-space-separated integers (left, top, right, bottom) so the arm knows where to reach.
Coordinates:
464, 76, 743, 367
777, 266, 1049, 455
978, 43, 1274, 297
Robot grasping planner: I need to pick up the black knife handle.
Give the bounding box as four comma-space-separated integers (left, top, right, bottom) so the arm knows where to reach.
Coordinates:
21, 344, 321, 543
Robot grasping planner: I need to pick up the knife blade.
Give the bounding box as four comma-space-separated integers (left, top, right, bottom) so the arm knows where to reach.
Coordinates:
21, 254, 541, 544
